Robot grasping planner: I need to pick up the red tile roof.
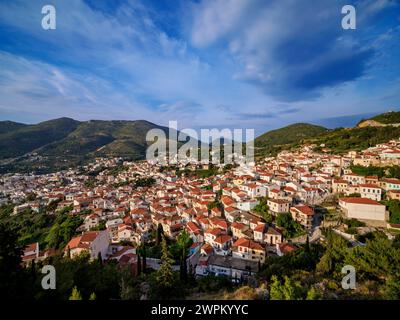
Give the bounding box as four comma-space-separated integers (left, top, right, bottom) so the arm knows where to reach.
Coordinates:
339, 197, 383, 205
233, 238, 264, 251
291, 205, 314, 216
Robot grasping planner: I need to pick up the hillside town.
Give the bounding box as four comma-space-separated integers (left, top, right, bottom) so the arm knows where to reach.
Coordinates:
1, 137, 400, 282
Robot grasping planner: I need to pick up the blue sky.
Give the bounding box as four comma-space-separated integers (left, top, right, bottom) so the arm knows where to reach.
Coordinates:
0, 0, 399, 136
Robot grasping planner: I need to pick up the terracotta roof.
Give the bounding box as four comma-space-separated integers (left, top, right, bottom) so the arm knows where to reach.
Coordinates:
291, 205, 314, 216
81, 231, 101, 242
214, 235, 232, 244
65, 236, 82, 250
279, 243, 297, 254
254, 224, 266, 233
201, 243, 213, 254
205, 228, 224, 236
339, 197, 383, 205
225, 206, 237, 213
233, 238, 264, 251
24, 242, 38, 253
231, 221, 246, 230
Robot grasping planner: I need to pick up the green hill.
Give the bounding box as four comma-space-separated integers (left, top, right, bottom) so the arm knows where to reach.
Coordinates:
0, 118, 177, 173
0, 118, 80, 159
254, 111, 400, 157
254, 123, 327, 156
38, 120, 167, 158
307, 125, 400, 154
0, 120, 27, 134
369, 111, 400, 124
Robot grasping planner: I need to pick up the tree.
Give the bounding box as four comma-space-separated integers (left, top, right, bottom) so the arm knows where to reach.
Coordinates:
0, 223, 27, 299
281, 276, 303, 300
45, 214, 82, 249
97, 252, 103, 265
69, 286, 82, 300
317, 230, 349, 274
176, 230, 192, 281
142, 244, 147, 272
137, 253, 142, 276
386, 200, 400, 224
384, 278, 400, 299
269, 275, 285, 300
306, 286, 322, 300
252, 197, 272, 223
276, 213, 304, 238
156, 236, 174, 290
89, 292, 96, 300
156, 223, 164, 246
269, 275, 303, 300
346, 231, 400, 280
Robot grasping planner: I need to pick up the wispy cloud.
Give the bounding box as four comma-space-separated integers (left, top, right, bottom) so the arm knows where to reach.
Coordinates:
190, 0, 397, 100
0, 0, 398, 135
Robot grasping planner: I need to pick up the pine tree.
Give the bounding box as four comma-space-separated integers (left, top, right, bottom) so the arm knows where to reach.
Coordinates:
69, 286, 82, 300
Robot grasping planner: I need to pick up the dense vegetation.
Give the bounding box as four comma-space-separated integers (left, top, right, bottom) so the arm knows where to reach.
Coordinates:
0, 202, 81, 249
0, 118, 171, 173
0, 223, 235, 300
254, 111, 400, 158
381, 199, 400, 224
252, 197, 272, 223
276, 213, 305, 238
311, 126, 400, 154
257, 230, 400, 300
369, 111, 400, 124
254, 123, 327, 156
0, 118, 80, 159
350, 165, 400, 179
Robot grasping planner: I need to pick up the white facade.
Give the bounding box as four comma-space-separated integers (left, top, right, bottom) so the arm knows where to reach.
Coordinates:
339, 198, 387, 222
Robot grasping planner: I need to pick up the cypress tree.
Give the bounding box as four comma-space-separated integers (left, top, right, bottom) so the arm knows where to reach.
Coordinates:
156, 224, 164, 246
156, 236, 174, 289
142, 244, 147, 273
137, 252, 142, 276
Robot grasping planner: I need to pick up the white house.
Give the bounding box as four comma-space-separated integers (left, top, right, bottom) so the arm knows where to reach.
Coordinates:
339, 197, 387, 224
65, 230, 110, 260
359, 184, 382, 201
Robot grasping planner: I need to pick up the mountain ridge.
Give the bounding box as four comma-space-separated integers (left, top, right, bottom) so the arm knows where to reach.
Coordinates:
1, 110, 399, 172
